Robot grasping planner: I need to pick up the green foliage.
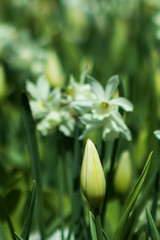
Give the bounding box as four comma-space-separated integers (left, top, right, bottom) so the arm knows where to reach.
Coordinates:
0, 0, 160, 239
113, 152, 153, 240
146, 208, 160, 240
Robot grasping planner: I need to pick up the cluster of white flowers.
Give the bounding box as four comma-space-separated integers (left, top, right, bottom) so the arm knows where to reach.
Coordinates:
0, 23, 46, 74
26, 72, 133, 141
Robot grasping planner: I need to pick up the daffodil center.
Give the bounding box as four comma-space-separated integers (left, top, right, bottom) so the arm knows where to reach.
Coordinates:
101, 102, 109, 109
67, 88, 74, 95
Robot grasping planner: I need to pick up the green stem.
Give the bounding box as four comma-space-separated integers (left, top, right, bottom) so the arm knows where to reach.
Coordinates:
101, 138, 119, 224
21, 92, 45, 239
58, 155, 64, 240
94, 208, 103, 240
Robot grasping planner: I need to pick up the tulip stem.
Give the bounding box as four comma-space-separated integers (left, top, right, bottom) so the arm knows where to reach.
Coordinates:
93, 208, 103, 240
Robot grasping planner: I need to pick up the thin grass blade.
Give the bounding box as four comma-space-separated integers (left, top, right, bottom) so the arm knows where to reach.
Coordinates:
20, 180, 36, 240
146, 208, 160, 240
113, 151, 153, 240
89, 211, 97, 240
21, 92, 45, 239
15, 233, 24, 240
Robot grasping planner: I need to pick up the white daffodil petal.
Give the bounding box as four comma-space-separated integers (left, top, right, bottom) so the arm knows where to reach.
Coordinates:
80, 114, 103, 125
111, 112, 132, 141
60, 111, 75, 136
105, 75, 119, 100
103, 117, 120, 141
111, 112, 126, 128
87, 75, 105, 100
103, 128, 120, 141
49, 88, 61, 105
71, 100, 94, 112
154, 130, 160, 140
37, 76, 50, 100
37, 120, 51, 136
109, 97, 133, 112
29, 100, 48, 119
26, 80, 38, 99
59, 124, 73, 136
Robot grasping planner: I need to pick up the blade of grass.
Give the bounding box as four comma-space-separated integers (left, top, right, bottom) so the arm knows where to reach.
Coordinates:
71, 123, 86, 240
113, 151, 153, 240
146, 208, 160, 240
123, 165, 156, 240
58, 154, 65, 240
21, 92, 45, 240
151, 171, 160, 220
20, 180, 36, 240
0, 195, 16, 240
89, 210, 110, 240
89, 211, 97, 240
15, 233, 24, 240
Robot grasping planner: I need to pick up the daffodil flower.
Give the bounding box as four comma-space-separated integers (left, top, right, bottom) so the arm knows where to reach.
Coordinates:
76, 75, 133, 141
67, 74, 96, 112
26, 76, 61, 119
26, 75, 76, 137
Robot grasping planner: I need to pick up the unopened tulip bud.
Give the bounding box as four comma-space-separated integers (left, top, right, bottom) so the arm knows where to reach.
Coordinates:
80, 139, 106, 208
113, 151, 132, 195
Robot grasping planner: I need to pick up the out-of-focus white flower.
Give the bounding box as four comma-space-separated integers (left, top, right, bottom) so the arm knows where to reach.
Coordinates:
154, 130, 160, 140
26, 75, 59, 119
26, 75, 76, 137
76, 75, 133, 141
67, 73, 96, 105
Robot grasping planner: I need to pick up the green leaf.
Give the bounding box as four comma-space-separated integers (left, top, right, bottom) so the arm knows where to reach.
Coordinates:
21, 92, 41, 186
21, 92, 45, 239
89, 211, 97, 240
70, 125, 85, 239
113, 151, 153, 240
20, 180, 36, 240
15, 232, 24, 240
146, 208, 160, 240
89, 211, 110, 240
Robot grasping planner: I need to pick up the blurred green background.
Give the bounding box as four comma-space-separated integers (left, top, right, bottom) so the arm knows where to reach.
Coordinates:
0, 0, 160, 239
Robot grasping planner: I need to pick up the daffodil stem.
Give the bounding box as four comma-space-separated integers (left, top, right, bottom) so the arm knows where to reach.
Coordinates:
93, 208, 103, 240
101, 138, 119, 224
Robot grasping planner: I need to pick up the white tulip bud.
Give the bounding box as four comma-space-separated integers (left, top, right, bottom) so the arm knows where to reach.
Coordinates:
80, 139, 106, 208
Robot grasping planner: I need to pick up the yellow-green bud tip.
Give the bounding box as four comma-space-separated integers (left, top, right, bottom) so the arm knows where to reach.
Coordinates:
113, 151, 132, 195
80, 139, 106, 208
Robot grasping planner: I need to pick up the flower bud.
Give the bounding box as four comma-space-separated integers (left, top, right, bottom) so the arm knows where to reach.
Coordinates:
45, 52, 65, 87
0, 64, 7, 102
113, 151, 132, 195
80, 139, 106, 208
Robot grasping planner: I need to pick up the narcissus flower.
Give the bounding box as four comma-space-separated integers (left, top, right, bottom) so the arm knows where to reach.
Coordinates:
26, 75, 76, 136
80, 139, 106, 208
72, 75, 133, 141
